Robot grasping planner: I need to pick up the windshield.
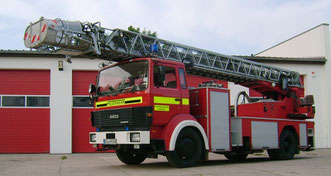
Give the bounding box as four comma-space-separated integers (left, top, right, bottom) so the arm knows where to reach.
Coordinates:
97, 60, 149, 96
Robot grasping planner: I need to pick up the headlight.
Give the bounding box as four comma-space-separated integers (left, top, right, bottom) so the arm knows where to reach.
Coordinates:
130, 133, 140, 142
90, 134, 96, 142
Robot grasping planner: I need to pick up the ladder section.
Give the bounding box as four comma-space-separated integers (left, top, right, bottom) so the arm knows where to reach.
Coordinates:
102, 29, 302, 87
24, 18, 302, 87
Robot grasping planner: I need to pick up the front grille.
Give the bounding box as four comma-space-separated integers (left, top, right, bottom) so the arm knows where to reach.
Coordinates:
93, 108, 133, 127
91, 106, 153, 131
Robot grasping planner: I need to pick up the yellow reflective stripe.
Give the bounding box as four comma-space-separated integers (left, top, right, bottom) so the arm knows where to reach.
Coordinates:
125, 97, 143, 103
182, 98, 189, 105
154, 96, 180, 105
95, 96, 142, 108
154, 105, 169, 111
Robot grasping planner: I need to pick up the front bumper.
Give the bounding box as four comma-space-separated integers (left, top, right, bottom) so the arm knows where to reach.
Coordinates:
89, 131, 150, 145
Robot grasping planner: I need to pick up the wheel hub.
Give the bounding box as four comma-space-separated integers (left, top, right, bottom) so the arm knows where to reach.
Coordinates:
177, 138, 195, 159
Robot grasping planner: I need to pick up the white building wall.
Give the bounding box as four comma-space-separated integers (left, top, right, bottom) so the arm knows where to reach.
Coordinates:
256, 24, 331, 148
322, 25, 331, 149
0, 56, 102, 154
256, 24, 328, 58
229, 82, 249, 106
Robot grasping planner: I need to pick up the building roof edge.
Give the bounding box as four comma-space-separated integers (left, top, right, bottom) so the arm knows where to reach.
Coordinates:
256, 23, 330, 56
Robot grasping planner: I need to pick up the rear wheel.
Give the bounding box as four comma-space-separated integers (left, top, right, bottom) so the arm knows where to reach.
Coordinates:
267, 149, 278, 160
116, 148, 147, 165
268, 129, 296, 160
166, 128, 203, 168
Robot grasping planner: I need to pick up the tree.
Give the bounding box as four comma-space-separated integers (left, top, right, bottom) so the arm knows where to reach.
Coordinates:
128, 25, 157, 37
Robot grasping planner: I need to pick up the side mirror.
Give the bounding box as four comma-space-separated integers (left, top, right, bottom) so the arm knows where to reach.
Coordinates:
89, 94, 95, 105
157, 65, 165, 86
89, 83, 96, 94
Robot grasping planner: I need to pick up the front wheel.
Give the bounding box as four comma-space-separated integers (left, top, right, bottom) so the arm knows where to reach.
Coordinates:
116, 148, 147, 165
166, 128, 203, 168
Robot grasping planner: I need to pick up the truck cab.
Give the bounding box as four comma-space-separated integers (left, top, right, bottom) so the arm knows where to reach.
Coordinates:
89, 58, 199, 164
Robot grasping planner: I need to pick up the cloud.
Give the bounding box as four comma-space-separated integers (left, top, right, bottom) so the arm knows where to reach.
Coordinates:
0, 0, 330, 55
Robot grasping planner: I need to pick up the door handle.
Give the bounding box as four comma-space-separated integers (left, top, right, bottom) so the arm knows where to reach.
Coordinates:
175, 98, 181, 101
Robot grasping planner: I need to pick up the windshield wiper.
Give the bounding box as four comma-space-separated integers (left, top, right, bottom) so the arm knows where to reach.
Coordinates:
98, 89, 119, 97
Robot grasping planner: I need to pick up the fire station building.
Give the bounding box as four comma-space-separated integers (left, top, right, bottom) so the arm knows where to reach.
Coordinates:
0, 24, 330, 154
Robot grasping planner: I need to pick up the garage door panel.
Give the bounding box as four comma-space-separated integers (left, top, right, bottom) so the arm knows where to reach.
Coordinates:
0, 70, 50, 95
0, 70, 50, 153
72, 109, 96, 152
0, 109, 50, 153
72, 71, 103, 153
73, 71, 98, 95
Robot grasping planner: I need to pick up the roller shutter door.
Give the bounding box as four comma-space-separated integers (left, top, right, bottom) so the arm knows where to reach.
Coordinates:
72, 71, 98, 152
0, 70, 50, 153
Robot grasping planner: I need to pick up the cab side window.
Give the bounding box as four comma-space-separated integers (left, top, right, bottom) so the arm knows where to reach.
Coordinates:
178, 68, 187, 89
154, 65, 177, 88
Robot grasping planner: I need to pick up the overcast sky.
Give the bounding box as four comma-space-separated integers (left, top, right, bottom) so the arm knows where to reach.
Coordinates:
0, 0, 330, 55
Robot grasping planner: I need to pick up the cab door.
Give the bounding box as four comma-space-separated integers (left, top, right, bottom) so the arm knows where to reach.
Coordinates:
152, 63, 182, 125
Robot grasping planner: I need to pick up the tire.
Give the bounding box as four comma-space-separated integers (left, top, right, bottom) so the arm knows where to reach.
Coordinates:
267, 149, 278, 160
116, 148, 147, 165
269, 129, 296, 160
224, 151, 248, 161
166, 128, 203, 168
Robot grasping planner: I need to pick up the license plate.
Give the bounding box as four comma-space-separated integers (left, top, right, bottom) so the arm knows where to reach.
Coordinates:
104, 139, 117, 144
109, 139, 117, 144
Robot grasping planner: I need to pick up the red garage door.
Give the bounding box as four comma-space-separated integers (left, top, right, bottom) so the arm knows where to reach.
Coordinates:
0, 70, 50, 153
72, 71, 98, 152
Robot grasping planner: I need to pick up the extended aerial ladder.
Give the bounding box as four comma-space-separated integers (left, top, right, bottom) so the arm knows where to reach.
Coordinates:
24, 17, 302, 98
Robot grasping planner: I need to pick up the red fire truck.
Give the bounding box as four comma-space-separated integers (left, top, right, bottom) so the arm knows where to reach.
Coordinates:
24, 18, 315, 168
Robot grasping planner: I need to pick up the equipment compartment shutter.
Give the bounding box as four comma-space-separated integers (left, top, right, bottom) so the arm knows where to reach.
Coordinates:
0, 70, 50, 153
72, 71, 101, 153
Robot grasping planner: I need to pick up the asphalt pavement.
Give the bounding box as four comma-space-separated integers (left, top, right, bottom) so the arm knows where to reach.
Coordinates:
1, 149, 331, 176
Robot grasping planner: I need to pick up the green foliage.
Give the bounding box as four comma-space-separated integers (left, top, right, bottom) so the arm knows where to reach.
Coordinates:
128, 25, 140, 33
128, 25, 157, 37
